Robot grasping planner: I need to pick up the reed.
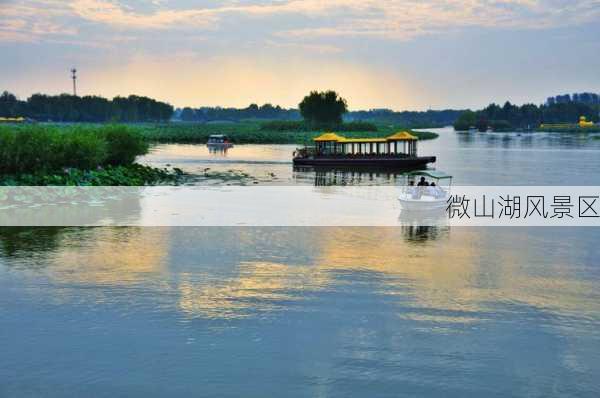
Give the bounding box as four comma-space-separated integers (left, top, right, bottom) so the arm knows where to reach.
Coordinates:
135, 121, 437, 144
0, 124, 148, 174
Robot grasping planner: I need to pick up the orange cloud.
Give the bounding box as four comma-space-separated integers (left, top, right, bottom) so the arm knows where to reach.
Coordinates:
72, 53, 425, 109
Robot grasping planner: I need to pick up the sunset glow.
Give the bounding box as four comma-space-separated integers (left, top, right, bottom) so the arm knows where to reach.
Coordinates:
2, 0, 599, 108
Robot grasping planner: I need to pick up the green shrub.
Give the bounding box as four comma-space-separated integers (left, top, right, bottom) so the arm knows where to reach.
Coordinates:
101, 125, 149, 165
55, 128, 107, 170
0, 125, 56, 173
0, 124, 147, 174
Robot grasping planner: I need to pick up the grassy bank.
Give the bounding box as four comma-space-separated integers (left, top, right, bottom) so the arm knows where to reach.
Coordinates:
0, 125, 185, 185
134, 121, 438, 144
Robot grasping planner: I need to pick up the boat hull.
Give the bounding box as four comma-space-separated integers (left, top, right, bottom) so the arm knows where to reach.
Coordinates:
398, 198, 448, 212
398, 191, 450, 212
292, 156, 436, 169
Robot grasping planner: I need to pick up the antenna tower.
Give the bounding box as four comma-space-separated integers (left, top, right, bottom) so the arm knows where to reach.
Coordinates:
71, 68, 77, 96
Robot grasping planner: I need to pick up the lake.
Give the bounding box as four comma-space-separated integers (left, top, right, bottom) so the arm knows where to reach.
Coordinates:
1, 128, 600, 397
140, 127, 600, 185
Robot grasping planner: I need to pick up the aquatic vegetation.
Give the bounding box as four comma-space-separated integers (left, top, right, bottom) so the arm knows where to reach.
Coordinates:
0, 164, 186, 186
0, 124, 148, 174
0, 124, 183, 186
191, 169, 258, 185
136, 121, 437, 144
259, 120, 378, 132
102, 124, 150, 165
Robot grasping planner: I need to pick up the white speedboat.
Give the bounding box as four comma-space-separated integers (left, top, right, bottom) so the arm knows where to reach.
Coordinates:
398, 170, 452, 211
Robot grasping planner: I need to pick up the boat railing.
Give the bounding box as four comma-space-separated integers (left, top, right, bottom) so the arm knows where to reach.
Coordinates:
402, 185, 449, 200
295, 149, 414, 159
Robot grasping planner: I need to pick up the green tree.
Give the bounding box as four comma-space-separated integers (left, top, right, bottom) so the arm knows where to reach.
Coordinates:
453, 110, 476, 130
180, 107, 196, 121
299, 90, 348, 127
476, 116, 488, 132
0, 91, 20, 117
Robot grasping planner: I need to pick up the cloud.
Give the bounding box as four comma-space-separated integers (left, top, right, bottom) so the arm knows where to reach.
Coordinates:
276, 0, 600, 39
66, 0, 600, 35
69, 0, 217, 29
2, 0, 599, 45
264, 39, 343, 54
0, 0, 77, 42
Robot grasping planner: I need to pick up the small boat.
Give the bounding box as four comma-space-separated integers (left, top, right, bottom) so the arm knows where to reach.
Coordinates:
293, 132, 436, 169
207, 134, 233, 148
398, 170, 452, 211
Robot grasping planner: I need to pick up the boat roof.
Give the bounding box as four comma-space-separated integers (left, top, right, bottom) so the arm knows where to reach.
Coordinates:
341, 138, 387, 143
386, 131, 417, 141
313, 131, 417, 143
313, 132, 344, 142
208, 134, 227, 138
407, 170, 452, 179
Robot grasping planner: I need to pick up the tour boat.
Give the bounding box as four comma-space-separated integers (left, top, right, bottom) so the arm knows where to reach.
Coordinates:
397, 170, 452, 211
207, 134, 233, 148
292, 132, 436, 168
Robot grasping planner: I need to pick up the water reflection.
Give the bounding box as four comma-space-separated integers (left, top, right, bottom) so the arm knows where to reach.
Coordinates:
397, 208, 450, 242
0, 227, 63, 260
294, 166, 413, 186
51, 227, 169, 285
400, 225, 449, 243
1, 226, 600, 396
0, 227, 168, 284
3, 226, 599, 322
178, 261, 329, 320
207, 145, 230, 155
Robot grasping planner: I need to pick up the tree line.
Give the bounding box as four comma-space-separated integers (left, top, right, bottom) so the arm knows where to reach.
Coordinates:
547, 92, 600, 106
177, 92, 463, 127
0, 91, 173, 122
454, 101, 600, 131
7, 87, 597, 131
177, 103, 299, 122
347, 108, 464, 127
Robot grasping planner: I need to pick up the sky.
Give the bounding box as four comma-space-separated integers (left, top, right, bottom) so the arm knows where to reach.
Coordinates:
1, 0, 599, 110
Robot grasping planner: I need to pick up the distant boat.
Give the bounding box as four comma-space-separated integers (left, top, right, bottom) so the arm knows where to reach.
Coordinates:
292, 132, 436, 169
206, 134, 233, 149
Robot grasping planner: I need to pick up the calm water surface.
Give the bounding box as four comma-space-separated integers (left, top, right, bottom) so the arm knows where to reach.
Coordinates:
2, 128, 600, 397
141, 127, 600, 185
